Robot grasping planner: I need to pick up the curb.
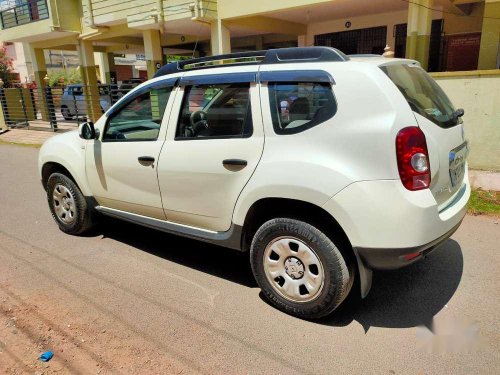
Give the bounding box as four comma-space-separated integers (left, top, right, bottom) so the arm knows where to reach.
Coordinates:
469, 170, 500, 192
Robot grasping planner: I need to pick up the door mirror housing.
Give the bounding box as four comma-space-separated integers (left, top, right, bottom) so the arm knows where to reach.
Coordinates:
78, 122, 99, 140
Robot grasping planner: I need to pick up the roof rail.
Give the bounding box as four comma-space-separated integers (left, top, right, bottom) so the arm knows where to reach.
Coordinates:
153, 47, 349, 78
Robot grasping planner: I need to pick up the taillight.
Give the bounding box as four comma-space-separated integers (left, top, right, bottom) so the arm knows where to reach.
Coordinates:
396, 127, 431, 191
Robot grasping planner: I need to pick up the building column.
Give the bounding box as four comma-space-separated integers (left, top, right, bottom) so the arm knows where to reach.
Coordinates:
30, 45, 49, 121
143, 29, 163, 79
210, 19, 231, 56
132, 66, 140, 79
78, 40, 101, 123
406, 0, 432, 70
95, 52, 117, 84
255, 35, 264, 50
478, 0, 500, 70
298, 35, 307, 48
18, 43, 34, 85
385, 23, 396, 54
0, 87, 7, 130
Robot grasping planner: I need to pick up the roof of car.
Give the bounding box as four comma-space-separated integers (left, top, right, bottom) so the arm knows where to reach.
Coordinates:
347, 55, 417, 66
154, 47, 349, 78
152, 47, 419, 79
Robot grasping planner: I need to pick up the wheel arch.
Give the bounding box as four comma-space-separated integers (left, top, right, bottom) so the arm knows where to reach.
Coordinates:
241, 197, 351, 255
38, 131, 93, 196
240, 197, 372, 299
41, 162, 76, 190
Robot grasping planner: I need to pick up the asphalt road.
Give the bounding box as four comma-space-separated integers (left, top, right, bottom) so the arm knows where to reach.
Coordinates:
0, 143, 499, 374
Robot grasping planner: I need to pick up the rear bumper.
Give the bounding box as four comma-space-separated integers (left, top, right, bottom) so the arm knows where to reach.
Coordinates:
354, 218, 463, 270
322, 171, 470, 270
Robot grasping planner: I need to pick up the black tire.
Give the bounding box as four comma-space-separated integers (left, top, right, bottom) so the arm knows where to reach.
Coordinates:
250, 218, 353, 319
46, 173, 95, 235
61, 106, 73, 120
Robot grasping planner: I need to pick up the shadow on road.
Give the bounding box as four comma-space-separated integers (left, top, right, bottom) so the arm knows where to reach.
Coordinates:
93, 217, 257, 288
321, 239, 464, 331
94, 218, 463, 330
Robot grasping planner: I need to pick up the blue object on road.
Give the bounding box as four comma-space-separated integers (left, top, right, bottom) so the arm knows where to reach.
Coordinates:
39, 351, 54, 362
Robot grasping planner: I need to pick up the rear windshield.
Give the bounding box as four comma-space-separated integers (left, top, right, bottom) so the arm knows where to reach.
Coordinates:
381, 64, 458, 128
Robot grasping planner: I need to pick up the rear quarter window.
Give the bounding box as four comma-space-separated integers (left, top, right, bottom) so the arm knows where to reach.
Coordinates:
268, 82, 337, 135
381, 64, 459, 128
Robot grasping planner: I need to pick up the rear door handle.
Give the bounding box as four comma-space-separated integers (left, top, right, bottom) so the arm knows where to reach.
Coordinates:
222, 159, 247, 167
138, 156, 155, 165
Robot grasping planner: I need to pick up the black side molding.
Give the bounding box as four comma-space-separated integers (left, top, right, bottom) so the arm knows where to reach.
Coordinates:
259, 70, 335, 84
95, 206, 244, 251
355, 219, 464, 270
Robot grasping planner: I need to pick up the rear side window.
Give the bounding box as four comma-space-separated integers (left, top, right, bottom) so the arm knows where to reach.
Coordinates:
381, 64, 458, 128
176, 83, 252, 139
268, 82, 336, 134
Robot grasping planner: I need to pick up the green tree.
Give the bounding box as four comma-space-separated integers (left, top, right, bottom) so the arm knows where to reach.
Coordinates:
47, 68, 82, 86
0, 46, 14, 86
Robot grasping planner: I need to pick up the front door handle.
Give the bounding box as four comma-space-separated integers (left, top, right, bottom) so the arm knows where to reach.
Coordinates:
138, 156, 155, 165
222, 159, 247, 167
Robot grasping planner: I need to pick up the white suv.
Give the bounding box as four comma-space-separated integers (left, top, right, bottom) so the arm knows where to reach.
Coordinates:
38, 47, 470, 319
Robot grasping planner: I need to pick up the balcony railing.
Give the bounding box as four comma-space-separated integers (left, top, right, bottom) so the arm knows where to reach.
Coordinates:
0, 0, 49, 29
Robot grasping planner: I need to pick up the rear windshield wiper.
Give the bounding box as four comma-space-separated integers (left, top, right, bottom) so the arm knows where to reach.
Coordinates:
453, 108, 465, 118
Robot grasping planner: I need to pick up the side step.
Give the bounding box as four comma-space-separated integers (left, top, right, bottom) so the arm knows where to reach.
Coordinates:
95, 206, 243, 251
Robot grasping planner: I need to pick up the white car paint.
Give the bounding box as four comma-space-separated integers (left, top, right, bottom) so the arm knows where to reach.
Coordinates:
39, 51, 470, 297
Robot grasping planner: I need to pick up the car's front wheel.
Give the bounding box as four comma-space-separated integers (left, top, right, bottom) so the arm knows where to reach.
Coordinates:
46, 173, 95, 235
250, 218, 353, 319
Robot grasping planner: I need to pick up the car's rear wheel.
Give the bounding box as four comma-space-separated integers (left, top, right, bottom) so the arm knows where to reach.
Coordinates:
250, 218, 353, 319
61, 106, 73, 120
46, 173, 95, 235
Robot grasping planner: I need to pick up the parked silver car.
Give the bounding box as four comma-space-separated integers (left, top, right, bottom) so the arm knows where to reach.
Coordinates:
60, 84, 112, 120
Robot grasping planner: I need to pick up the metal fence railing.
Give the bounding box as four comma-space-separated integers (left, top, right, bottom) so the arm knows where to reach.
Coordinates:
0, 0, 49, 29
0, 84, 132, 131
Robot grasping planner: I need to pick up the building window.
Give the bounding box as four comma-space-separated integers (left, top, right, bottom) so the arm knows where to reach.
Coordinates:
315, 26, 387, 55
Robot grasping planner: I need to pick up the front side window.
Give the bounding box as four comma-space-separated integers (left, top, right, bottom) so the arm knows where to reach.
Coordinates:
381, 64, 458, 128
176, 83, 252, 139
268, 82, 337, 134
103, 85, 172, 141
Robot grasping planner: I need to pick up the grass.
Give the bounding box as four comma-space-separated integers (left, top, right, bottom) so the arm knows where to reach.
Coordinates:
468, 189, 500, 216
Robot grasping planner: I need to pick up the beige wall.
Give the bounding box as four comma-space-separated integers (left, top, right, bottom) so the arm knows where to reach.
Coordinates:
432, 71, 500, 171
443, 2, 484, 35
218, 0, 331, 19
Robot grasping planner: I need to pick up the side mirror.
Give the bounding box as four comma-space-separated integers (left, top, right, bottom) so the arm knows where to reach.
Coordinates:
78, 122, 99, 140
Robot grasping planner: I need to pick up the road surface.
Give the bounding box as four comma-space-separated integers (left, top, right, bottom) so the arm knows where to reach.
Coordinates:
0, 143, 499, 374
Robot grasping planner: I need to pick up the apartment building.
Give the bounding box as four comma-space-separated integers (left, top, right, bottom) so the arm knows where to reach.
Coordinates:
0, 0, 498, 116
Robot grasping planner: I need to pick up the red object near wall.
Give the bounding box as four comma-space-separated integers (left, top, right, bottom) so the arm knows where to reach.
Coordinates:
115, 65, 133, 83
139, 70, 148, 80
444, 33, 481, 71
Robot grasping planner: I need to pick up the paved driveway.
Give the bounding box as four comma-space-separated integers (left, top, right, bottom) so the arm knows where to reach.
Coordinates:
0, 144, 499, 374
